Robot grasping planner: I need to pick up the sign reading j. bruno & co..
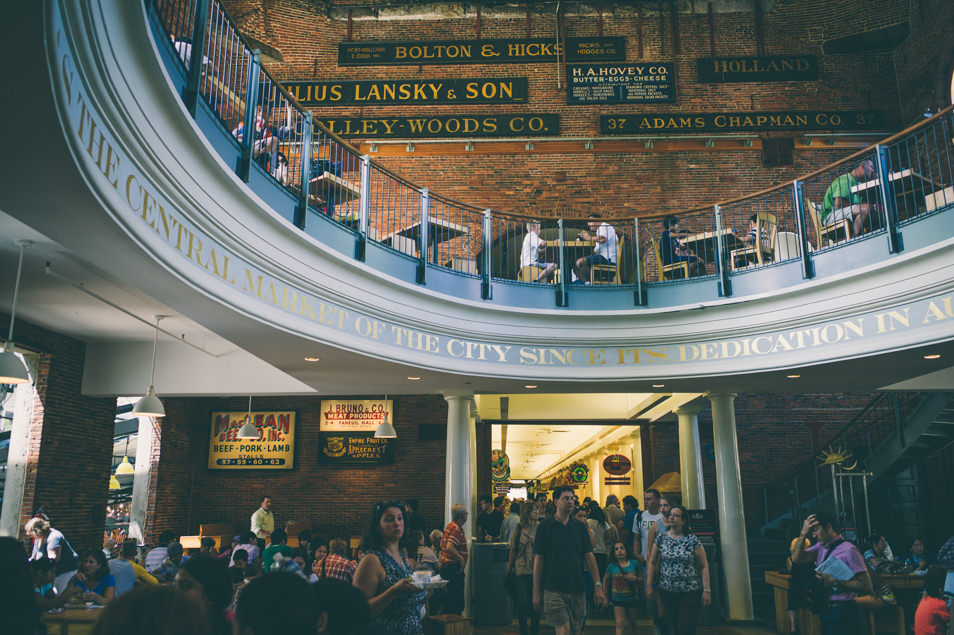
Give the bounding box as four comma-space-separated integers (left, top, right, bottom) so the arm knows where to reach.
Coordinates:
697, 55, 819, 83
316, 114, 559, 139
319, 399, 394, 465
601, 111, 886, 134
567, 63, 675, 104
339, 37, 624, 65
208, 411, 296, 470
285, 78, 528, 106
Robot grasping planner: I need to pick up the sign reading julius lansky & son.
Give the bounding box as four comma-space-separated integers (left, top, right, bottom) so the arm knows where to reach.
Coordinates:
285, 78, 528, 107
697, 56, 819, 82
567, 63, 675, 104
339, 37, 624, 66
319, 399, 394, 465
316, 114, 560, 139
601, 111, 886, 134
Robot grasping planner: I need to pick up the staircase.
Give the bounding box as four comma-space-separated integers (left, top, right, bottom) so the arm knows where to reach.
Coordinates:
747, 536, 787, 625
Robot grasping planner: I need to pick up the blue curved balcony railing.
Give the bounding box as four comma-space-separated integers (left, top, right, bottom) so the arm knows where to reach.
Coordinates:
149, 0, 954, 309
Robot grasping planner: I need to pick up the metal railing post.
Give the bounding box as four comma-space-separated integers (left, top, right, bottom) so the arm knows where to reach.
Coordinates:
355, 155, 371, 261
294, 113, 313, 229
792, 179, 815, 279
183, 0, 210, 116
418, 188, 429, 284
714, 205, 731, 296
633, 217, 645, 306
876, 144, 904, 253
481, 209, 492, 300
892, 392, 906, 448
557, 218, 567, 307
238, 50, 261, 182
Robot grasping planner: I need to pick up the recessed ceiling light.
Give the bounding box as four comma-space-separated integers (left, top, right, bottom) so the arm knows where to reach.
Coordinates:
923, 354, 941, 360
407, 376, 421, 380
787, 374, 801, 378
304, 357, 320, 362
524, 384, 538, 389
652, 384, 665, 388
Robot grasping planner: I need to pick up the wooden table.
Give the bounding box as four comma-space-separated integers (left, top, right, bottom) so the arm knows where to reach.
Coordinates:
382, 218, 470, 262
682, 228, 742, 264
42, 606, 105, 635
850, 168, 938, 196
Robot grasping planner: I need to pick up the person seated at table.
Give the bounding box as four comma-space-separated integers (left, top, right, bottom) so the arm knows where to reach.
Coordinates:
75, 548, 117, 605
312, 577, 373, 635
740, 214, 768, 245
32, 557, 80, 609
117, 539, 158, 587
234, 572, 317, 635
914, 565, 950, 635
89, 585, 210, 635
906, 538, 933, 572
231, 104, 294, 174
198, 537, 218, 558
262, 529, 294, 572
228, 548, 261, 584
175, 557, 233, 635
660, 215, 705, 277
864, 531, 897, 571
519, 222, 557, 283
821, 158, 876, 238
573, 214, 618, 284
144, 530, 176, 573
272, 151, 290, 187
154, 542, 190, 583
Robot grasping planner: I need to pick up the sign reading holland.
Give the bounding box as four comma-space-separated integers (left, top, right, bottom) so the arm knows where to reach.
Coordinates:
339, 37, 625, 65
697, 55, 819, 82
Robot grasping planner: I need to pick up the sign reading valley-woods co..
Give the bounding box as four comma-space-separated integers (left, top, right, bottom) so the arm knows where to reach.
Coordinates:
339, 37, 624, 65
316, 114, 559, 138
208, 411, 296, 470
286, 78, 528, 106
319, 399, 394, 465
567, 63, 675, 104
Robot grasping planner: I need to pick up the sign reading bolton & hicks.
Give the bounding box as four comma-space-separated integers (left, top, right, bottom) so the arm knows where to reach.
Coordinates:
567, 63, 675, 104
697, 55, 819, 83
339, 37, 625, 66
319, 399, 394, 465
285, 78, 528, 107
601, 111, 887, 134
316, 114, 559, 139
208, 411, 296, 470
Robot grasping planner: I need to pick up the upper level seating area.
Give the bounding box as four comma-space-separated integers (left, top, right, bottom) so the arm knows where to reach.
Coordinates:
151, 0, 954, 310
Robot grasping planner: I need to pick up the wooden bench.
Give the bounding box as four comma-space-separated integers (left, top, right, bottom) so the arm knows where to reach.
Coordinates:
180, 522, 238, 552
423, 615, 471, 635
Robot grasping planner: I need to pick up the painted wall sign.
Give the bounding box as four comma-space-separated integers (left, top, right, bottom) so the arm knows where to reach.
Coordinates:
208, 411, 296, 469
602, 454, 633, 475
492, 449, 511, 483
285, 78, 528, 106
697, 55, 819, 82
567, 63, 675, 104
319, 399, 394, 464
319, 399, 393, 431
687, 509, 717, 536
601, 111, 886, 134
315, 114, 559, 138
338, 37, 625, 66
319, 433, 394, 464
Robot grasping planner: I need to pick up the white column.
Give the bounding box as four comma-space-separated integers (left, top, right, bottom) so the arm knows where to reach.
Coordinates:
127, 415, 157, 544
589, 454, 601, 504
676, 406, 706, 510
0, 379, 37, 536
629, 429, 644, 500
708, 392, 753, 621
444, 392, 476, 618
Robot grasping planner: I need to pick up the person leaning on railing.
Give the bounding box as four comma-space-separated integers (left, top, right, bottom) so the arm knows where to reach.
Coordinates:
821, 159, 878, 238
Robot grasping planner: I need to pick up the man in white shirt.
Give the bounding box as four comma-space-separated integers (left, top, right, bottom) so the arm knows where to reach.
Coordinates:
519, 222, 557, 283
251, 495, 274, 548
573, 216, 618, 284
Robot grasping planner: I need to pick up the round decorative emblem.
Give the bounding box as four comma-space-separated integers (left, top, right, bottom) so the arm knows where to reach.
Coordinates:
603, 454, 632, 476
571, 464, 589, 483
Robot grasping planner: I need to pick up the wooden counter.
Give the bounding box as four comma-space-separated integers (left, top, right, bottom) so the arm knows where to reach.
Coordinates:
42, 606, 105, 635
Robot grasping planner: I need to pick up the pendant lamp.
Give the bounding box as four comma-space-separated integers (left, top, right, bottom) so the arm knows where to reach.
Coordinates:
115, 455, 135, 476
237, 395, 259, 439
132, 317, 165, 417
109, 474, 121, 490
374, 394, 396, 438
0, 240, 33, 384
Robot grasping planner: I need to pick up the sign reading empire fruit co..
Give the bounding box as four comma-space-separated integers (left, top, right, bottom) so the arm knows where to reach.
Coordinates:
319, 399, 395, 465
697, 55, 819, 83
339, 37, 625, 65
601, 111, 886, 134
316, 114, 559, 138
285, 78, 528, 106
567, 62, 675, 104
208, 411, 296, 470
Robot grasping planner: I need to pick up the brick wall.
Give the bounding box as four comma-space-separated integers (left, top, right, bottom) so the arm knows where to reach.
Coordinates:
894, 0, 954, 125
0, 313, 116, 550
145, 394, 491, 543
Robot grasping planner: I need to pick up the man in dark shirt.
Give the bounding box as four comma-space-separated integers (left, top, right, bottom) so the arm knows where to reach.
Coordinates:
660, 215, 704, 277
533, 485, 606, 634
476, 495, 504, 541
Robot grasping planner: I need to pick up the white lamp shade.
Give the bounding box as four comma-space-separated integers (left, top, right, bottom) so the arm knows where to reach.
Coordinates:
374, 418, 397, 438
0, 348, 29, 384
115, 456, 136, 476
132, 386, 166, 417
237, 415, 260, 439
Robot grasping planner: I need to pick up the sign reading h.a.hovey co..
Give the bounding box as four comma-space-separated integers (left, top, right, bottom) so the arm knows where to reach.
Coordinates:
316, 114, 559, 139
697, 55, 819, 83
208, 411, 296, 470
286, 78, 528, 106
567, 63, 675, 104
339, 37, 624, 65
319, 399, 394, 464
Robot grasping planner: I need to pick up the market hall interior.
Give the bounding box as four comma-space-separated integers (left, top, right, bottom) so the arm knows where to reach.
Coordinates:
1, 0, 954, 631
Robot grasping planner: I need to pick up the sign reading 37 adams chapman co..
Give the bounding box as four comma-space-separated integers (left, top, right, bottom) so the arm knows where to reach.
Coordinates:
601, 111, 887, 134
316, 114, 559, 139
339, 37, 624, 65
697, 55, 819, 82
208, 411, 296, 470
285, 78, 527, 107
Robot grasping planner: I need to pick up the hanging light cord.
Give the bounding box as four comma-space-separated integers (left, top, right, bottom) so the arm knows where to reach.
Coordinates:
148, 318, 161, 386
247, 395, 253, 420
6, 242, 28, 346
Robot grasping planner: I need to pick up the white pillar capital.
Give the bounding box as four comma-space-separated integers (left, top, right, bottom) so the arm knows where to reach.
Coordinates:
674, 403, 704, 416
706, 392, 737, 403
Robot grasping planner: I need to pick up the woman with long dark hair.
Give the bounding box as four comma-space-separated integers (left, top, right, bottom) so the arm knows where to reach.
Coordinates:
353, 500, 427, 634
76, 548, 116, 604
645, 505, 710, 634
506, 502, 541, 635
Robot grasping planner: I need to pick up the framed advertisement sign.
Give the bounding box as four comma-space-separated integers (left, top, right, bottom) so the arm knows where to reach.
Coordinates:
566, 63, 675, 104
208, 411, 295, 470
319, 399, 395, 465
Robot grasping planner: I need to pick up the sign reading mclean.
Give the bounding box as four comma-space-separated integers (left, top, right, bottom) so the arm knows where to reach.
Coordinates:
567, 63, 675, 104
339, 37, 624, 65
286, 78, 528, 106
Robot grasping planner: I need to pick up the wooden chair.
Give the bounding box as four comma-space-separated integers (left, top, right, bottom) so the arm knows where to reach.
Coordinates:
805, 198, 850, 247
650, 230, 690, 281
589, 233, 624, 284
730, 211, 778, 270
518, 265, 545, 282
